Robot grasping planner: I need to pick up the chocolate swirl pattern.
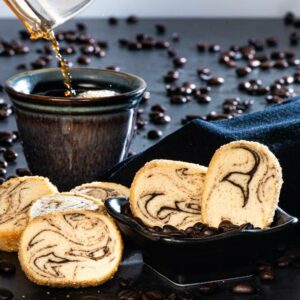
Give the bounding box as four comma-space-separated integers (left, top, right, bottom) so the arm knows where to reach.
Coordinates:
130, 160, 207, 229
29, 192, 102, 220
202, 141, 283, 228
19, 210, 123, 288
0, 176, 57, 252
71, 182, 129, 203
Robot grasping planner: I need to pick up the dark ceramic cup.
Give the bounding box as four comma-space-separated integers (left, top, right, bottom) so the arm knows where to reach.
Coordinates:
5, 68, 146, 191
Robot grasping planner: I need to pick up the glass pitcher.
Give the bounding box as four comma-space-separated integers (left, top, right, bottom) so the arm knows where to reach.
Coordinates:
4, 0, 94, 38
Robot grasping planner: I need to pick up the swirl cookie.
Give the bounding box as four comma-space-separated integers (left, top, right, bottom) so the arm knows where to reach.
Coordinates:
202, 141, 283, 228
130, 159, 207, 230
70, 182, 129, 203
29, 192, 103, 220
0, 176, 58, 252
19, 210, 123, 288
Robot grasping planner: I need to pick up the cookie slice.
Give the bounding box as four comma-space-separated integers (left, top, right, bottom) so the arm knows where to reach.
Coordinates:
19, 210, 123, 288
202, 141, 283, 228
0, 176, 58, 252
70, 182, 129, 203
130, 159, 207, 230
29, 192, 103, 220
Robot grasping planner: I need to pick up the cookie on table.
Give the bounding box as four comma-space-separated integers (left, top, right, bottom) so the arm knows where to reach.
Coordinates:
29, 192, 103, 220
19, 210, 123, 288
201, 140, 283, 229
70, 182, 129, 203
0, 176, 58, 252
130, 159, 207, 230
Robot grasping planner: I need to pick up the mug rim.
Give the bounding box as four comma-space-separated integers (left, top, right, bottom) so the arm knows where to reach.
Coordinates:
5, 67, 147, 107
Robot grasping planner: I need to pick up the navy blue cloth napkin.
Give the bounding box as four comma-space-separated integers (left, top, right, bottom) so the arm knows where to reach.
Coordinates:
106, 99, 300, 218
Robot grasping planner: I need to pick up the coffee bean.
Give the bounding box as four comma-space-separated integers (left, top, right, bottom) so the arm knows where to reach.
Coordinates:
170, 95, 189, 104
81, 296, 99, 300
207, 76, 225, 86
76, 22, 87, 31
219, 220, 239, 232
173, 57, 187, 67
108, 17, 118, 25
147, 130, 162, 140
0, 132, 16, 147
164, 70, 180, 83
126, 15, 139, 24
198, 283, 218, 295
3, 149, 18, 162
231, 282, 256, 295
0, 168, 6, 177
209, 44, 221, 53
236, 67, 252, 77
285, 12, 295, 25
260, 61, 274, 70
77, 55, 91, 65
155, 40, 170, 49
197, 68, 211, 76
142, 290, 165, 300
106, 66, 121, 72
0, 288, 13, 300
151, 104, 166, 113
266, 37, 278, 47
248, 60, 261, 68
16, 64, 27, 70
0, 261, 15, 275
167, 48, 177, 58
136, 119, 148, 129
0, 161, 7, 169
203, 227, 219, 236
155, 24, 166, 35
273, 59, 288, 69
16, 168, 32, 176
259, 268, 275, 281
266, 95, 285, 104
118, 278, 134, 288
197, 42, 207, 52
118, 289, 139, 300
141, 91, 151, 104
196, 94, 211, 104
171, 32, 180, 42
119, 38, 129, 46
277, 256, 291, 267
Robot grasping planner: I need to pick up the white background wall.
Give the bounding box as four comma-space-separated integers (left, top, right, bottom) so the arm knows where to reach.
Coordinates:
0, 0, 300, 18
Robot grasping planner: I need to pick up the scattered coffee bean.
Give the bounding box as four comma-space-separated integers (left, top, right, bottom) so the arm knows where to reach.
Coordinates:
118, 289, 139, 300
77, 55, 91, 65
231, 282, 256, 295
16, 168, 32, 176
3, 149, 18, 162
118, 278, 134, 288
142, 290, 165, 300
277, 256, 291, 267
259, 268, 275, 281
209, 44, 221, 53
126, 15, 139, 24
0, 261, 15, 275
173, 57, 187, 68
196, 94, 211, 104
155, 24, 166, 34
285, 12, 295, 25
207, 76, 225, 86
170, 95, 189, 104
198, 283, 218, 295
141, 91, 151, 104
197, 42, 207, 52
108, 17, 118, 25
236, 67, 252, 77
147, 130, 162, 140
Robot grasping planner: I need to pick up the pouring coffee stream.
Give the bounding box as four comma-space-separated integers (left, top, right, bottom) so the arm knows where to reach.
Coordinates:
4, 0, 94, 97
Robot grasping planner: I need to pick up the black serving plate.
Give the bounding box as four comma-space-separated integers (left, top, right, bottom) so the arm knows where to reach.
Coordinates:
105, 197, 298, 286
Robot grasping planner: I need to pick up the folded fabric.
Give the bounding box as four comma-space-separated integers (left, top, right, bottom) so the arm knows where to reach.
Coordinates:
105, 99, 300, 219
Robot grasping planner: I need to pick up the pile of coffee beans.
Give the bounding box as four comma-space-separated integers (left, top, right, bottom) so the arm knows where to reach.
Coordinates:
122, 202, 258, 239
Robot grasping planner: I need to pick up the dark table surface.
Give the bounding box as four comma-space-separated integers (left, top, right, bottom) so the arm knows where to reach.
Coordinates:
0, 18, 300, 299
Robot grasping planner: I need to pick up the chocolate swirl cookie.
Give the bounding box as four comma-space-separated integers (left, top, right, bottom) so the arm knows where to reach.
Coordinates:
29, 192, 103, 220
202, 141, 283, 228
0, 176, 57, 252
130, 160, 207, 229
19, 210, 123, 288
70, 182, 129, 203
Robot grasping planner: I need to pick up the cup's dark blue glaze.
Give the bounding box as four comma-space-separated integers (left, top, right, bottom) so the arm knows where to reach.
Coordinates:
5, 68, 146, 191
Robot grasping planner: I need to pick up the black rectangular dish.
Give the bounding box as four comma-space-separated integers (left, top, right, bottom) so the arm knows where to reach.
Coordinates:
105, 197, 298, 286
